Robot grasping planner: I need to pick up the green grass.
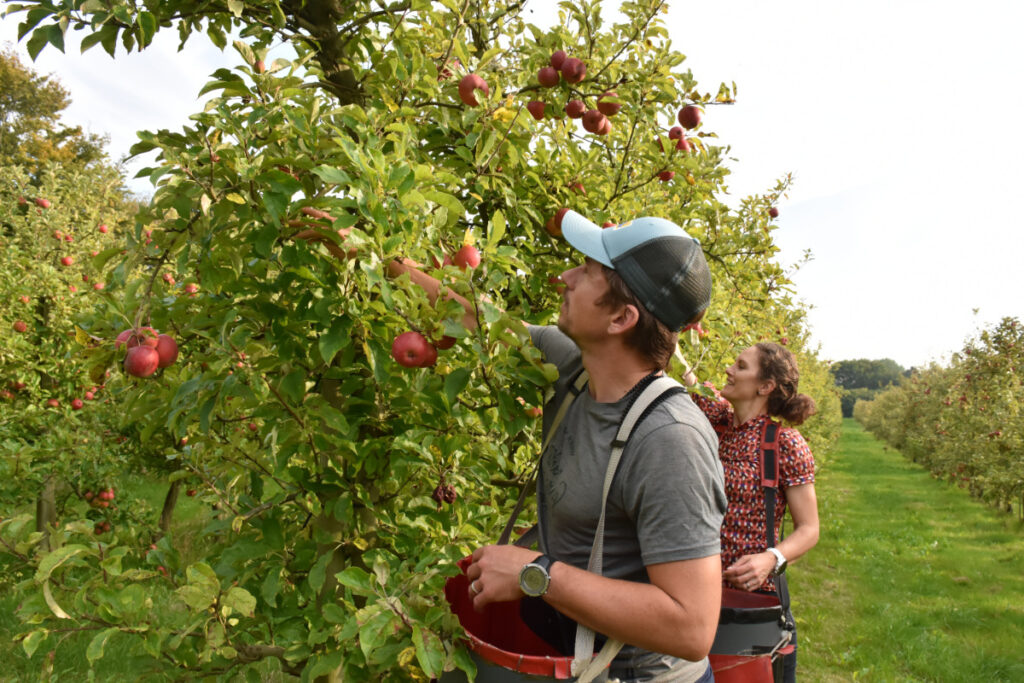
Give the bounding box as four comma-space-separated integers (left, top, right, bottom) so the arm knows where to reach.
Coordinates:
795, 419, 1024, 682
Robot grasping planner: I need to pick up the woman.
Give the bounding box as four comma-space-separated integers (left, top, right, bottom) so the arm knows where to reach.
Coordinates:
683, 342, 820, 683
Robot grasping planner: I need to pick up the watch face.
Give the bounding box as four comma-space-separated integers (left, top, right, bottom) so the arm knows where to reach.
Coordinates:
521, 565, 549, 596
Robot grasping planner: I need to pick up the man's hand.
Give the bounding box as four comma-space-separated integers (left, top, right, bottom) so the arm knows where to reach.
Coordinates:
465, 544, 539, 609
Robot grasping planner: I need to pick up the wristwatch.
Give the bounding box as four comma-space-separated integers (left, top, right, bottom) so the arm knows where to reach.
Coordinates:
518, 554, 556, 597
766, 547, 788, 576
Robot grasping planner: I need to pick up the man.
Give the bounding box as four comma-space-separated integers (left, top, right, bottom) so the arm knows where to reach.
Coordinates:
459, 211, 727, 682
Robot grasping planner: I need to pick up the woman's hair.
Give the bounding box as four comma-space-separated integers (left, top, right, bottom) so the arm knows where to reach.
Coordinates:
755, 342, 817, 425
596, 264, 698, 369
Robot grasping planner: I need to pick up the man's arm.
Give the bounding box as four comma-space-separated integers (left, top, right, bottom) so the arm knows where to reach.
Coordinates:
465, 544, 721, 661
292, 228, 482, 331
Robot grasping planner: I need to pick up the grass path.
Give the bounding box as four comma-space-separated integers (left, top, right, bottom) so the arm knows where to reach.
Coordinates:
793, 419, 1024, 682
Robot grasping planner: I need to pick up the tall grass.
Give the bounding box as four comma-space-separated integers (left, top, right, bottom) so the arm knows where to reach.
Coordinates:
795, 419, 1024, 681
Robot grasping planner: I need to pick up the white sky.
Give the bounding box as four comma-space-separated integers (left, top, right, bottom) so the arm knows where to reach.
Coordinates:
3, 1, 1022, 369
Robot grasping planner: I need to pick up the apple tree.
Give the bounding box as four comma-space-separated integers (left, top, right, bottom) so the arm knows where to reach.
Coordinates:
5, 0, 841, 678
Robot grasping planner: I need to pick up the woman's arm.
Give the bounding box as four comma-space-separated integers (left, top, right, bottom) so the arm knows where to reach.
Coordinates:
721, 483, 819, 590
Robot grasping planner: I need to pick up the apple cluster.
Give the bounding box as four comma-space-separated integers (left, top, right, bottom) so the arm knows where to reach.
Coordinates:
525, 50, 620, 137
116, 327, 180, 378
84, 486, 116, 509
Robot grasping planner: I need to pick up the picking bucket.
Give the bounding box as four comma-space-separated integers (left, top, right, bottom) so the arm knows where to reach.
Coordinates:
440, 558, 577, 682
709, 587, 793, 683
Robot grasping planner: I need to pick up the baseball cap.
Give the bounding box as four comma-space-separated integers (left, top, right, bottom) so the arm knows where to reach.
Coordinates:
560, 210, 711, 331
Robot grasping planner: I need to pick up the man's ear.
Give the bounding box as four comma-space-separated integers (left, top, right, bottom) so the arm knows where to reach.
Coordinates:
607, 304, 640, 336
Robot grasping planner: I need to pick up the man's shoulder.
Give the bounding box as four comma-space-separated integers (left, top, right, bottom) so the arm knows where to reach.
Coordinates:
632, 387, 717, 446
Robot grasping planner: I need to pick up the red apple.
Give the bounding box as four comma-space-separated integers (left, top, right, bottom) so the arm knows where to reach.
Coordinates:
452, 244, 481, 270
47, 398, 60, 408
35, 198, 51, 209
675, 137, 691, 153
537, 66, 559, 87
124, 346, 160, 378
248, 422, 258, 432
545, 208, 570, 237
458, 73, 489, 107
13, 321, 27, 333
255, 60, 266, 73
602, 221, 616, 228
769, 207, 780, 218
71, 398, 84, 410
19, 295, 29, 304
597, 117, 611, 136
391, 331, 435, 368
560, 57, 586, 83
187, 489, 197, 497
93, 282, 105, 291
549, 50, 567, 70
184, 283, 199, 295
597, 92, 621, 116
527, 100, 546, 121
568, 182, 586, 195
98, 224, 108, 234
436, 335, 456, 350
668, 126, 683, 140
156, 334, 179, 368
582, 109, 607, 134
162, 273, 176, 285
565, 100, 586, 118
678, 104, 703, 130
60, 256, 74, 267
659, 170, 675, 182
85, 391, 95, 400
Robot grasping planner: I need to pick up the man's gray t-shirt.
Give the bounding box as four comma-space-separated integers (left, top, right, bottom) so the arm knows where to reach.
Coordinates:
529, 325, 727, 680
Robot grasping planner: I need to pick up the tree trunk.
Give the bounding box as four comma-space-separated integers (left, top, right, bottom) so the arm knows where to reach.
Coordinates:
158, 479, 182, 533
35, 476, 56, 551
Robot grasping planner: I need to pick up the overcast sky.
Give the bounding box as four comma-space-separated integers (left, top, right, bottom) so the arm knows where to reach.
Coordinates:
3, 1, 1022, 369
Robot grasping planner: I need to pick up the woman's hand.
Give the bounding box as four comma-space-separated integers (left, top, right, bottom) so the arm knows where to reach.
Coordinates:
723, 551, 776, 591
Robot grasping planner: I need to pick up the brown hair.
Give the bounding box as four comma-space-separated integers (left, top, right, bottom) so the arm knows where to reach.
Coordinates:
596, 264, 703, 369
755, 342, 817, 425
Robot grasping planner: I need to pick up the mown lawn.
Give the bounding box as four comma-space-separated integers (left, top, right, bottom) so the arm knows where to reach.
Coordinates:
795, 419, 1024, 682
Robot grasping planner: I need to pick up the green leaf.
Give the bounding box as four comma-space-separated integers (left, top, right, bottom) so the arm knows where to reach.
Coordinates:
86, 628, 119, 665
136, 11, 157, 47
322, 603, 347, 625
22, 629, 47, 659
444, 368, 471, 407
227, 0, 244, 18
487, 210, 506, 248
278, 369, 306, 405
176, 563, 220, 611
412, 625, 444, 678
312, 165, 353, 185
35, 544, 91, 582
318, 317, 351, 364
334, 566, 374, 594
308, 551, 333, 593
222, 586, 257, 617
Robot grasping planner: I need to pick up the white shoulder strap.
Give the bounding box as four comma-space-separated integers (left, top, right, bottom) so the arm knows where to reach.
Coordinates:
572, 376, 685, 682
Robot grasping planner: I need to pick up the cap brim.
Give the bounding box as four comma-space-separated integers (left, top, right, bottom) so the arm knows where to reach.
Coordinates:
561, 210, 614, 267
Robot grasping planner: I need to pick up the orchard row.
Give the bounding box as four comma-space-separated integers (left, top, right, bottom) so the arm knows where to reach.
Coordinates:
855, 317, 1024, 520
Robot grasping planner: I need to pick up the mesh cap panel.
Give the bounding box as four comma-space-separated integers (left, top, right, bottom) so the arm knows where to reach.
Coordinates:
612, 235, 711, 331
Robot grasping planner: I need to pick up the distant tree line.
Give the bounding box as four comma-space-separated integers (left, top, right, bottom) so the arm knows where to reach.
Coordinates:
832, 358, 906, 417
